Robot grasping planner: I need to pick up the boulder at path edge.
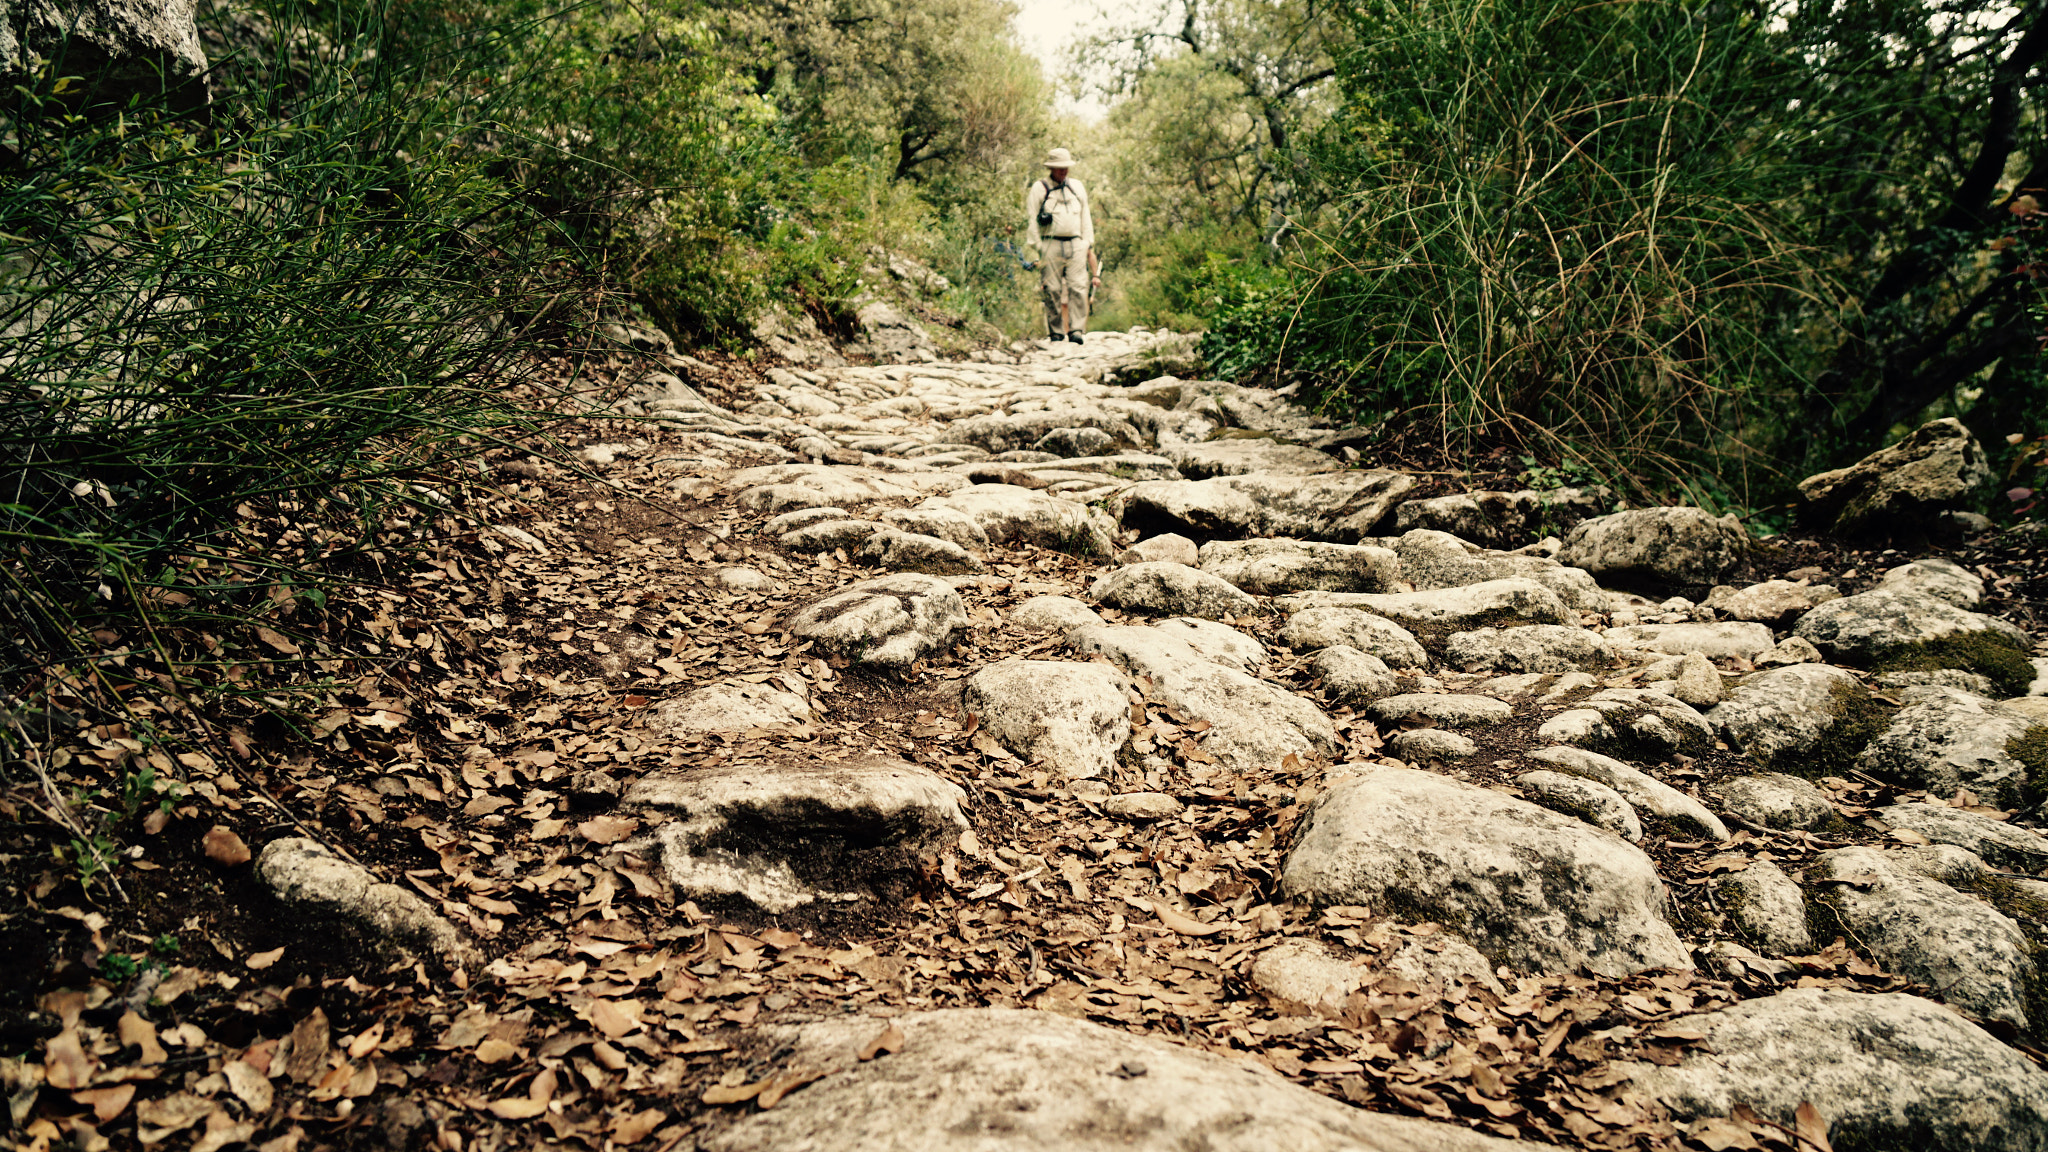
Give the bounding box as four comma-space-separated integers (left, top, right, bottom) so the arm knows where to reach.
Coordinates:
1797, 417, 1990, 538
1558, 506, 1746, 590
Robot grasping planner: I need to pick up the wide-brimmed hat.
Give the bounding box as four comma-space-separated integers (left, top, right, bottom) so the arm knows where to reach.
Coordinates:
1042, 148, 1076, 168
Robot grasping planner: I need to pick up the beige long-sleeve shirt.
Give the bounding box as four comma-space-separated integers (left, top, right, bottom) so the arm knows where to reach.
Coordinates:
1025, 177, 1093, 249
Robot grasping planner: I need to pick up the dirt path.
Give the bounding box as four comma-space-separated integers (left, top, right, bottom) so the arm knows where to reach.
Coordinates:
7, 332, 2048, 1152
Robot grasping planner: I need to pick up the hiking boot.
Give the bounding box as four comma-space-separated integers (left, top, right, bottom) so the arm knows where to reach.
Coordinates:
1048, 332, 1066, 342
1067, 332, 1084, 346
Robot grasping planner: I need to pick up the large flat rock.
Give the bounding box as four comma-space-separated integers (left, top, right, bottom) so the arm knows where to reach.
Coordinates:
699, 1008, 1524, 1152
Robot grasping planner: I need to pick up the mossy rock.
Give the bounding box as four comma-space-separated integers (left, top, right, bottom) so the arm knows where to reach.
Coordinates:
2008, 725, 2048, 809
1763, 680, 1896, 782
1868, 629, 2035, 698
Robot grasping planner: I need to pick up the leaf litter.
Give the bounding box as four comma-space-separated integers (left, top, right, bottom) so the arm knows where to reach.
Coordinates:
0, 346, 2010, 1152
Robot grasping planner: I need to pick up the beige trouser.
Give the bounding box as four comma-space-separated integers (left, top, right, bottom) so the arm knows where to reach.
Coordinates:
1039, 238, 1090, 335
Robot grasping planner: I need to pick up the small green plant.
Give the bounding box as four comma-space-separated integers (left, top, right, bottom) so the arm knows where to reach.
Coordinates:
152, 934, 181, 956
1516, 454, 1604, 493
101, 953, 142, 982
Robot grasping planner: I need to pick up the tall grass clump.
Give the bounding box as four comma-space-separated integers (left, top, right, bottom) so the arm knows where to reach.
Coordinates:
1211, 0, 1834, 502
0, 2, 583, 717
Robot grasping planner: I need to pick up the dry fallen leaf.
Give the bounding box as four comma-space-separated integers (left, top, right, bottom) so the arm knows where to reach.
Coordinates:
70, 1085, 135, 1123
474, 1038, 518, 1064
611, 1108, 666, 1145
589, 998, 643, 1039
43, 1027, 94, 1090
700, 1081, 763, 1106
578, 815, 639, 844
203, 827, 252, 867
856, 1023, 904, 1061
756, 1068, 829, 1109
254, 626, 302, 655
223, 1061, 274, 1114
1151, 901, 1226, 937
246, 947, 285, 971
1796, 1101, 1834, 1152
118, 1011, 167, 1065
487, 1097, 548, 1120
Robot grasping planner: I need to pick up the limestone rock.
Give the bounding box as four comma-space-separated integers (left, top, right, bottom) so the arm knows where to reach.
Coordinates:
1387, 728, 1478, 760
1368, 693, 1514, 729
786, 573, 966, 672
1119, 533, 1199, 567
1010, 595, 1103, 633
1718, 861, 1813, 956
858, 527, 985, 574
1534, 689, 1715, 762
781, 519, 884, 552
1279, 607, 1429, 668
648, 679, 811, 735
1035, 426, 1117, 457
715, 566, 779, 592
1558, 506, 1746, 590
1515, 770, 1642, 841
1622, 989, 2048, 1152
961, 660, 1132, 779
1282, 766, 1690, 976
1880, 668, 1999, 695
1169, 439, 1343, 478
881, 506, 991, 552
1703, 580, 1841, 624
1311, 645, 1401, 704
1812, 846, 2036, 1027
1877, 802, 2048, 872
12, 0, 211, 110
1444, 625, 1611, 673
1798, 418, 1990, 537
730, 463, 927, 508
1249, 939, 1363, 1013
699, 1008, 1524, 1152
1706, 773, 1836, 832
1792, 586, 2029, 672
1196, 538, 1399, 596
256, 838, 477, 969
1605, 621, 1776, 661
1090, 561, 1260, 620
1855, 686, 2045, 808
625, 756, 968, 914
1758, 635, 1824, 666
1673, 652, 1722, 707
1068, 626, 1337, 773
1707, 664, 1873, 772
1276, 579, 1571, 633
1391, 488, 1608, 549
767, 506, 852, 534
918, 485, 1116, 556
1528, 745, 1729, 840
1118, 470, 1414, 543
1149, 617, 1266, 671
1879, 556, 1985, 608
1103, 792, 1183, 820
1383, 933, 1508, 996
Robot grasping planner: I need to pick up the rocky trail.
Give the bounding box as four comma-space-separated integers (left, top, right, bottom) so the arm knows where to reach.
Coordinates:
11, 329, 2048, 1152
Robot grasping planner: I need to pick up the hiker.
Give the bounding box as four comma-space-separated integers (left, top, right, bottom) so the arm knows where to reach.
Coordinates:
1024, 147, 1100, 344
